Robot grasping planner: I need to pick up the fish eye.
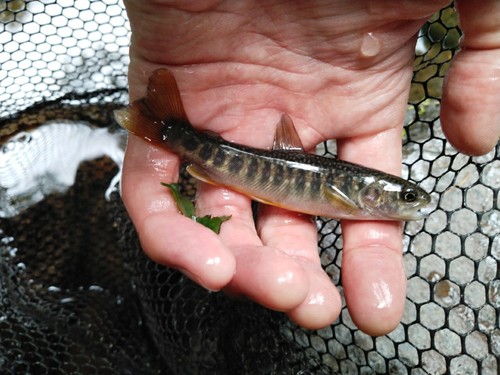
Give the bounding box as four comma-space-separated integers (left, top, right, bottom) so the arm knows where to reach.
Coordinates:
402, 188, 417, 203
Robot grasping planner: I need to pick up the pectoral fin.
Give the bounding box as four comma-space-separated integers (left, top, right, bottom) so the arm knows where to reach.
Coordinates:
325, 184, 359, 214
272, 114, 304, 151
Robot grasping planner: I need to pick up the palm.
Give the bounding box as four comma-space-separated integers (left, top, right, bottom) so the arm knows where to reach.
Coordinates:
122, 0, 500, 332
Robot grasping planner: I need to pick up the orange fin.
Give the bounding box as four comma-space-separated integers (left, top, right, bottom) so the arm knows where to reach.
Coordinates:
272, 114, 304, 151
114, 68, 188, 143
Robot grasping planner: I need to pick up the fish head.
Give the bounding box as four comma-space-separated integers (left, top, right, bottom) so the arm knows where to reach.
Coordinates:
358, 178, 431, 221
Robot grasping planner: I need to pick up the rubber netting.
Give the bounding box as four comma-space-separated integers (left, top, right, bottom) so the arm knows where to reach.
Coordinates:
0, 1, 499, 374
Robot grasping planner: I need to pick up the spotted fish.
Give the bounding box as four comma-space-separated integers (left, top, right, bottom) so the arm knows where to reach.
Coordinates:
114, 69, 431, 220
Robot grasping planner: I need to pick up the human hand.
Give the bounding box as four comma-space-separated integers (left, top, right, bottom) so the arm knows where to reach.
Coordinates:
121, 0, 500, 332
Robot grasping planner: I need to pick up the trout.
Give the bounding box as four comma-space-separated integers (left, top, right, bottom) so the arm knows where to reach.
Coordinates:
114, 69, 431, 221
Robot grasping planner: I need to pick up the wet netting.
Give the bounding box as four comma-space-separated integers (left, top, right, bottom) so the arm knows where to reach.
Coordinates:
0, 1, 499, 374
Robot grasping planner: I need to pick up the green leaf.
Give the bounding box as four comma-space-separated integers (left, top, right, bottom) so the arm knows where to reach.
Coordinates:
161, 182, 195, 218
195, 215, 232, 235
161, 182, 231, 234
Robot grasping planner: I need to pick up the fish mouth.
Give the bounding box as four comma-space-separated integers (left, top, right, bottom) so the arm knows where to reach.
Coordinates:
419, 205, 434, 217
400, 193, 433, 220
403, 205, 433, 221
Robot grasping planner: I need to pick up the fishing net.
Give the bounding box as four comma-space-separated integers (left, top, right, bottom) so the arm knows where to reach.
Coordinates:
0, 1, 498, 374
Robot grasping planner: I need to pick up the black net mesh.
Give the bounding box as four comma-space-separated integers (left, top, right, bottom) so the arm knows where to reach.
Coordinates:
1, 1, 499, 374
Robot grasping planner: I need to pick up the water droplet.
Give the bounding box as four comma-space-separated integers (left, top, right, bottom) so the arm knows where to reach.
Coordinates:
427, 271, 443, 282
434, 279, 460, 307
360, 32, 381, 58
435, 280, 451, 298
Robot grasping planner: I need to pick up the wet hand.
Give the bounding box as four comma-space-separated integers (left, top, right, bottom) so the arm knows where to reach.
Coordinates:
121, 0, 500, 332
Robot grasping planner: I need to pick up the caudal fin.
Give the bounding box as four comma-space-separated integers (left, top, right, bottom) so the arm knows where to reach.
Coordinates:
114, 69, 189, 143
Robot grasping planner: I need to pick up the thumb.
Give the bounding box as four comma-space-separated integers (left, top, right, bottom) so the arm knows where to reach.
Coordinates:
440, 0, 500, 155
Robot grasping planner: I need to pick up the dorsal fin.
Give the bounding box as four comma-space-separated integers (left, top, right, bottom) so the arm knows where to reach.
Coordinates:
272, 113, 304, 151
144, 68, 188, 121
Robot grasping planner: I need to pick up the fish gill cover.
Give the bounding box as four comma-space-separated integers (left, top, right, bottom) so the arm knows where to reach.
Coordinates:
0, 1, 499, 374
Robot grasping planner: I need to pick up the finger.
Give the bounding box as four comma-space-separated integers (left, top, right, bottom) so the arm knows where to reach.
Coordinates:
194, 182, 261, 248
286, 261, 342, 330
257, 205, 317, 260
257, 205, 342, 328
195, 184, 310, 311
121, 136, 236, 291
341, 220, 406, 335
226, 244, 311, 312
441, 0, 500, 155
338, 126, 409, 335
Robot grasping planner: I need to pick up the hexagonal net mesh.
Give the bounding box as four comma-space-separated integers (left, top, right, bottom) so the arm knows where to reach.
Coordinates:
0, 1, 499, 375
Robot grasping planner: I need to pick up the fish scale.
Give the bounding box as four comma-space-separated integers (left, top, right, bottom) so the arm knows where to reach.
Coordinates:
114, 69, 431, 221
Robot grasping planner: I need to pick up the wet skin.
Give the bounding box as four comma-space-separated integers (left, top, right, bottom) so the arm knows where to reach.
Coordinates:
122, 0, 500, 333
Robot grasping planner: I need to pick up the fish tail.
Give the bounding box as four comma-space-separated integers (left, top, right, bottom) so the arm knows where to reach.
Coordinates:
114, 69, 189, 144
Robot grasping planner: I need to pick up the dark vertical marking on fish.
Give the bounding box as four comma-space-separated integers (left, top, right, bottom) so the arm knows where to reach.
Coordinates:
273, 164, 284, 185
177, 127, 200, 152
213, 148, 226, 167
294, 169, 306, 190
182, 138, 199, 152
260, 161, 271, 185
310, 172, 322, 196
199, 142, 214, 161
228, 155, 244, 173
339, 174, 354, 197
246, 157, 259, 181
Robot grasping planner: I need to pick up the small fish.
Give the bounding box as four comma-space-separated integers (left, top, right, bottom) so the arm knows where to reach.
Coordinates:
114, 69, 431, 221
